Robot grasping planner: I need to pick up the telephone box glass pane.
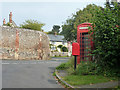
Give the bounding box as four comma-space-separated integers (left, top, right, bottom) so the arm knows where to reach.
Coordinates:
80, 33, 91, 61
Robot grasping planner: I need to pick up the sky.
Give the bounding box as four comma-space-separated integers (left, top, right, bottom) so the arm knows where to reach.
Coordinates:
0, 0, 106, 32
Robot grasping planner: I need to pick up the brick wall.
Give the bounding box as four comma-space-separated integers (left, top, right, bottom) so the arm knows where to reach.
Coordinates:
0, 26, 50, 60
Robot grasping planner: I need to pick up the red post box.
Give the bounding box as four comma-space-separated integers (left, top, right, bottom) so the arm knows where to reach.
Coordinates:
72, 42, 80, 56
72, 42, 80, 70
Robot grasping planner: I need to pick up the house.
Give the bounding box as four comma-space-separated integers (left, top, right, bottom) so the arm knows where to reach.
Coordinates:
3, 12, 17, 27
48, 33, 72, 57
48, 33, 67, 52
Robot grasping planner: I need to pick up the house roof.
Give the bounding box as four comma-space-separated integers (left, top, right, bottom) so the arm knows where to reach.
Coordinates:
48, 34, 66, 42
12, 20, 17, 27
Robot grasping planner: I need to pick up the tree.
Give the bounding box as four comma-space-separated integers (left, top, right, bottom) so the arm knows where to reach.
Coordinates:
52, 25, 60, 34
61, 18, 76, 41
105, 0, 120, 9
90, 2, 120, 76
73, 4, 102, 29
48, 25, 60, 34
60, 4, 102, 41
20, 19, 45, 31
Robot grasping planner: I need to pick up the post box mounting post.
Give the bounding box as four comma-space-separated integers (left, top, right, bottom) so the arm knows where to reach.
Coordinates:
74, 55, 77, 70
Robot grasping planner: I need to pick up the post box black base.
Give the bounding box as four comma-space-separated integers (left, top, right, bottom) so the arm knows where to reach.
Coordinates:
74, 55, 77, 70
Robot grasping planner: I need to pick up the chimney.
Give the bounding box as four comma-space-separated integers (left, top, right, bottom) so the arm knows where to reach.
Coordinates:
3, 19, 6, 25
54, 32, 57, 36
9, 12, 12, 23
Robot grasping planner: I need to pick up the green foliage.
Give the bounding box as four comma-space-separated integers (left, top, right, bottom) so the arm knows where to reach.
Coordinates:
61, 4, 102, 41
52, 72, 56, 76
61, 46, 68, 52
73, 4, 102, 29
74, 61, 97, 75
57, 45, 63, 52
61, 18, 76, 41
48, 25, 60, 34
90, 3, 120, 77
105, 0, 120, 9
6, 22, 11, 26
47, 31, 53, 34
57, 56, 119, 78
58, 3, 120, 77
63, 75, 117, 86
56, 57, 74, 70
57, 45, 68, 52
57, 45, 63, 49
64, 58, 98, 75
20, 19, 45, 31
56, 63, 68, 70
49, 44, 53, 49
4, 22, 12, 27
52, 25, 60, 34
115, 86, 120, 89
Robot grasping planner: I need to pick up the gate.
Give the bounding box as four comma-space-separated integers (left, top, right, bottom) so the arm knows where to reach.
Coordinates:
77, 23, 94, 64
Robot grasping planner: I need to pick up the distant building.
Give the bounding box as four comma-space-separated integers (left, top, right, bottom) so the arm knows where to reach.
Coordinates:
48, 34, 67, 52
3, 12, 17, 27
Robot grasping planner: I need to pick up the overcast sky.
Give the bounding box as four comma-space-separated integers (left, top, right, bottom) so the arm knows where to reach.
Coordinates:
0, 0, 106, 32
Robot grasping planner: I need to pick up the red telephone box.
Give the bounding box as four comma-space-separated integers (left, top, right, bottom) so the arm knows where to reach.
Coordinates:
77, 23, 94, 64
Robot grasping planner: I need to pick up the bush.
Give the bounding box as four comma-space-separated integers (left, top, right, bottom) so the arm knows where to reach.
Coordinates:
56, 57, 74, 70
61, 46, 68, 52
57, 45, 68, 52
56, 63, 68, 70
57, 57, 120, 77
20, 19, 45, 31
90, 3, 120, 77
57, 45, 63, 49
6, 22, 11, 26
56, 57, 98, 76
74, 61, 97, 75
55, 55, 57, 57
49, 44, 53, 49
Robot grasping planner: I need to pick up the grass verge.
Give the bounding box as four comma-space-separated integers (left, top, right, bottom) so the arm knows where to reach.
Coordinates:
53, 70, 72, 88
63, 75, 118, 86
56, 57, 119, 87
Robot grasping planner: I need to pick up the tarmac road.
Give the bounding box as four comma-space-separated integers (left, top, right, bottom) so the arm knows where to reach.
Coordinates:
2, 58, 69, 88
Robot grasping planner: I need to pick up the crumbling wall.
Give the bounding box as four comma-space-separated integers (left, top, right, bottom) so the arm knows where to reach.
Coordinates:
0, 26, 50, 60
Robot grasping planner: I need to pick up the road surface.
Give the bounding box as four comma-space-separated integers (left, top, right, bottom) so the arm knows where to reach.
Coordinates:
2, 58, 69, 88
